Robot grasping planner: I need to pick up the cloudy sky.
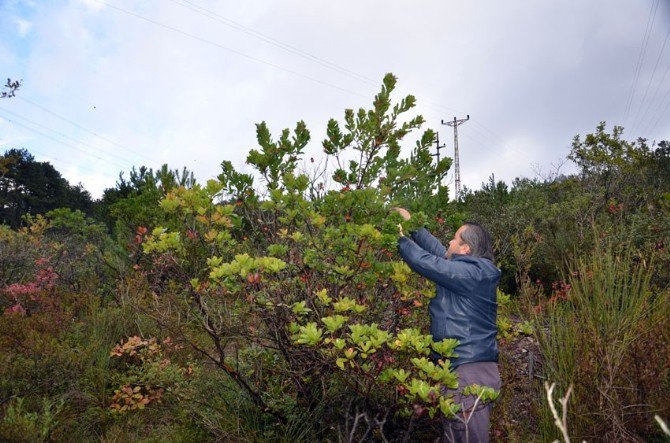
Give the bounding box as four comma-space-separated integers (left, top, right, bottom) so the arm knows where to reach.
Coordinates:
1, 0, 669, 198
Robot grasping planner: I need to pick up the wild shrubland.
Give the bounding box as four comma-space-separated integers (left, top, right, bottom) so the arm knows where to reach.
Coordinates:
1, 75, 669, 442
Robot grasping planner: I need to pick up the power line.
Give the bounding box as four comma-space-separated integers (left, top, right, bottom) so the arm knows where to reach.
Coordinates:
420, 99, 527, 160
177, 0, 523, 156
99, 0, 527, 168
631, 24, 670, 134
0, 146, 98, 177
646, 86, 670, 137
471, 120, 511, 148
0, 110, 130, 171
94, 0, 370, 99
131, 0, 516, 152
100, 0, 513, 148
167, 0, 377, 86
17, 95, 155, 164
0, 106, 136, 168
0, 127, 109, 177
174, 0, 527, 158
460, 132, 510, 160
467, 123, 523, 157
639, 59, 670, 136
173, 0, 522, 152
12, 0, 536, 188
420, 106, 525, 164
636, 31, 670, 136
623, 0, 660, 124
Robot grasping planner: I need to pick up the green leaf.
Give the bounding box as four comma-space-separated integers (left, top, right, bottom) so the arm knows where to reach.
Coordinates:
293, 322, 323, 346
431, 338, 459, 358
333, 297, 366, 313
331, 338, 346, 350
321, 315, 349, 333
406, 378, 436, 401
315, 289, 332, 305
292, 301, 312, 316
439, 397, 461, 418
392, 368, 410, 383
462, 384, 500, 403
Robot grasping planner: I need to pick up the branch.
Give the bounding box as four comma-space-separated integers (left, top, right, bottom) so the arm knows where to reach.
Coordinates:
545, 381, 573, 443
188, 288, 283, 420
655, 415, 670, 436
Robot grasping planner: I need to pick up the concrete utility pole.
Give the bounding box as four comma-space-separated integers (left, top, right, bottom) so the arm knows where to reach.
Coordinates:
441, 115, 469, 200
431, 131, 446, 163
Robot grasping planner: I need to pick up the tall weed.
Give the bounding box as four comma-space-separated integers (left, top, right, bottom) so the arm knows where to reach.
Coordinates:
536, 241, 670, 441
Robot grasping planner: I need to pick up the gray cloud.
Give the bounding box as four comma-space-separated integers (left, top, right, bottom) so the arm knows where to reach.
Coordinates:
0, 0, 668, 198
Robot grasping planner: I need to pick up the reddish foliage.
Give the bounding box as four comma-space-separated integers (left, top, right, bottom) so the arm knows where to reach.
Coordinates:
5, 303, 26, 315
2, 257, 58, 316
134, 226, 148, 245
532, 280, 571, 314
607, 201, 624, 214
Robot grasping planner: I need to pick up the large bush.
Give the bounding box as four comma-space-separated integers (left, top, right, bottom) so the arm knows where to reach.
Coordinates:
125, 74, 501, 440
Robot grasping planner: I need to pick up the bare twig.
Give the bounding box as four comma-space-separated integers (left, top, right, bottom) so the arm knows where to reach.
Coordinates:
545, 381, 573, 443
655, 415, 670, 436
443, 390, 486, 443
401, 409, 416, 443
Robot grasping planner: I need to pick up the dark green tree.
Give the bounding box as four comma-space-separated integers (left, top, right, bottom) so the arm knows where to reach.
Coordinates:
567, 122, 669, 208
0, 149, 93, 228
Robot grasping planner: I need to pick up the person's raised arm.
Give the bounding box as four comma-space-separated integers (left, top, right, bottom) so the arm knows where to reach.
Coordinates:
397, 236, 477, 294
410, 228, 447, 257
392, 207, 447, 257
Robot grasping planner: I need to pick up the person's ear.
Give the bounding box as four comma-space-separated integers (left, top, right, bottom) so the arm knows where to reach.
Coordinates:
461, 243, 471, 255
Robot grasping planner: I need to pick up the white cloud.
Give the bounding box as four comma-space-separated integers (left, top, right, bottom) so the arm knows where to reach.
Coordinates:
76, 0, 104, 13
15, 18, 32, 37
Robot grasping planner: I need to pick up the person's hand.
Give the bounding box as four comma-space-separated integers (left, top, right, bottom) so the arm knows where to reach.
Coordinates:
392, 207, 411, 221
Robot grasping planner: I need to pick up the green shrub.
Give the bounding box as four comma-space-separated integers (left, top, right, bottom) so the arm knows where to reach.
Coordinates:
126, 74, 499, 441
0, 397, 64, 442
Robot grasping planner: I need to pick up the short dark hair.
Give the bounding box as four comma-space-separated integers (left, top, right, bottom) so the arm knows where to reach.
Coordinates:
460, 222, 495, 261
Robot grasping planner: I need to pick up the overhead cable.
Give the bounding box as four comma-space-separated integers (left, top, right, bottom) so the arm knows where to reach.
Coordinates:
17, 96, 155, 164
623, 0, 660, 124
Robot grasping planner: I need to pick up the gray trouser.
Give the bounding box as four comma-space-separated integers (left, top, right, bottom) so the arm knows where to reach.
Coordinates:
442, 361, 501, 443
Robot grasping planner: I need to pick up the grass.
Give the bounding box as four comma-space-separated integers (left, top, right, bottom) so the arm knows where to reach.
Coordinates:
535, 241, 669, 441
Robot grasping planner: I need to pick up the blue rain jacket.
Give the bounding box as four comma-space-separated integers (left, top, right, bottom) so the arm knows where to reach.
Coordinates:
398, 228, 500, 367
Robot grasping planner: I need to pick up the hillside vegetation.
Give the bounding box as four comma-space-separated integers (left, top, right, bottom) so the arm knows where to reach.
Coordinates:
1, 75, 669, 442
